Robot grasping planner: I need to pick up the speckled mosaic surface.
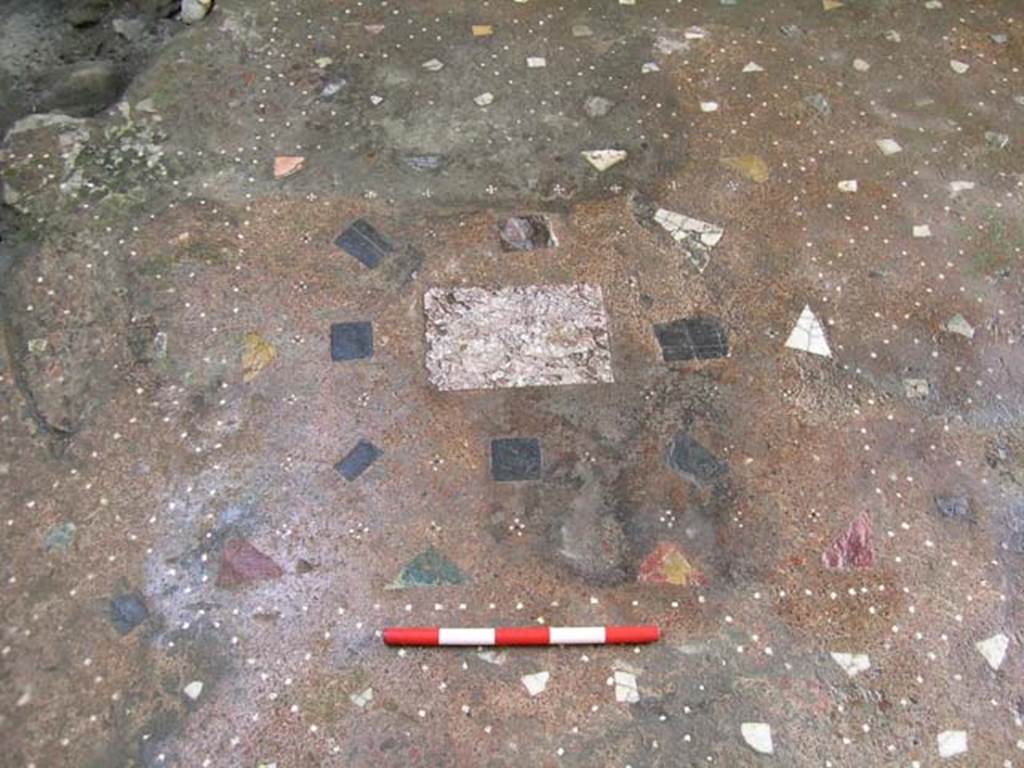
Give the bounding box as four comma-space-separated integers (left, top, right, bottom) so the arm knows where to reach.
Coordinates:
1, 0, 1024, 766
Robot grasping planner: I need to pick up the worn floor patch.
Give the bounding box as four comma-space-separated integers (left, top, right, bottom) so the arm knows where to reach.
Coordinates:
423, 284, 614, 391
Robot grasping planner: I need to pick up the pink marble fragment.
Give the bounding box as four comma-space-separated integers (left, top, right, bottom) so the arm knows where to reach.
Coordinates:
218, 538, 284, 587
822, 511, 875, 570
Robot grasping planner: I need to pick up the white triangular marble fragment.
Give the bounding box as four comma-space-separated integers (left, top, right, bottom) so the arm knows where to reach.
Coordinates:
654, 209, 723, 246
949, 180, 975, 194
350, 687, 373, 707
742, 62, 764, 73
937, 730, 967, 758
183, 681, 204, 700
612, 670, 639, 703
876, 138, 902, 155
943, 314, 974, 339
474, 92, 494, 106
831, 652, 871, 677
838, 179, 858, 192
641, 61, 660, 73
950, 60, 969, 74
653, 208, 724, 271
975, 633, 1009, 671
913, 224, 932, 238
369, 95, 384, 106
422, 58, 444, 72
700, 101, 719, 112
581, 149, 627, 171
521, 671, 550, 697
785, 305, 832, 357
741, 722, 774, 754
655, 35, 687, 54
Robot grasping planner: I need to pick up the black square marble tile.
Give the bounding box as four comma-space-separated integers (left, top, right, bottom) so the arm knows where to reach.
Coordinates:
334, 219, 393, 268
331, 322, 373, 361
491, 437, 542, 482
335, 439, 382, 481
654, 317, 728, 361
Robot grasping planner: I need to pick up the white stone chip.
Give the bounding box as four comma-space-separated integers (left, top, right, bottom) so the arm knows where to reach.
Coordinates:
474, 92, 494, 106
949, 180, 975, 194
943, 314, 975, 339
876, 138, 903, 155
424, 284, 614, 391
422, 58, 444, 72
975, 633, 1009, 671
613, 670, 639, 703
183, 681, 204, 700
937, 730, 967, 758
581, 149, 628, 171
369, 94, 383, 106
700, 101, 720, 112
853, 58, 870, 71
741, 722, 774, 754
785, 305, 832, 358
925, 0, 943, 8
838, 179, 858, 192
477, 650, 507, 665
350, 687, 373, 707
884, 30, 902, 42
904, 378, 930, 399
653, 208, 724, 272
684, 26, 707, 39
742, 62, 764, 73
950, 60, 969, 74
641, 61, 660, 73
521, 671, 550, 696
830, 652, 871, 677
913, 224, 932, 238
526, 56, 547, 68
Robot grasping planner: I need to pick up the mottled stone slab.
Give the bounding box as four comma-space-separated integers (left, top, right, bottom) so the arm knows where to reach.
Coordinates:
424, 284, 614, 391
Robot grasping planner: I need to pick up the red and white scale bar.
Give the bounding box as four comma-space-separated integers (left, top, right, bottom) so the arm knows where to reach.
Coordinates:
383, 625, 660, 646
